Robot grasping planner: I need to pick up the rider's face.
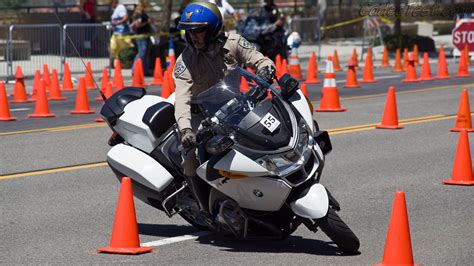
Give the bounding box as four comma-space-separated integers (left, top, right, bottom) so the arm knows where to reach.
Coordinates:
188, 28, 207, 50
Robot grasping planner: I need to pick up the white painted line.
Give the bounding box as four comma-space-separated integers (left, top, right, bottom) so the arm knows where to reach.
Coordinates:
141, 231, 212, 247
335, 74, 401, 84
10, 108, 31, 112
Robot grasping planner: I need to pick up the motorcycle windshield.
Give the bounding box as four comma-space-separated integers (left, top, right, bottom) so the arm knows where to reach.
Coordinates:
196, 67, 293, 151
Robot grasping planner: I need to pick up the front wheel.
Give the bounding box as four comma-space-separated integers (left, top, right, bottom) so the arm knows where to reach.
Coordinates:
317, 208, 360, 254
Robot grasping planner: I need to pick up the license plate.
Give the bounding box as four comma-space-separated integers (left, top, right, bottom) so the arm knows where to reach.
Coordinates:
260, 113, 280, 132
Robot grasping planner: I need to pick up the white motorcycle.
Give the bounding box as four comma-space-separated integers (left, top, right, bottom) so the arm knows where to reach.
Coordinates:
101, 67, 360, 254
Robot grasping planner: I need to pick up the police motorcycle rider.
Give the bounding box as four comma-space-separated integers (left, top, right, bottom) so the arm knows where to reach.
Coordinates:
173, 2, 276, 216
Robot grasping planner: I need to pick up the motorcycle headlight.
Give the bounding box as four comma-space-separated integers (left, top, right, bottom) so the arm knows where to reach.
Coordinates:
257, 129, 310, 175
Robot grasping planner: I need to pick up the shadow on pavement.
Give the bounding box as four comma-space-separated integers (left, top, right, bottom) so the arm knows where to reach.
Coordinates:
138, 223, 199, 238
196, 234, 360, 256
138, 223, 361, 256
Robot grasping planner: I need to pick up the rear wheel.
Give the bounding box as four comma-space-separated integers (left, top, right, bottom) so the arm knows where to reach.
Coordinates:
318, 208, 360, 254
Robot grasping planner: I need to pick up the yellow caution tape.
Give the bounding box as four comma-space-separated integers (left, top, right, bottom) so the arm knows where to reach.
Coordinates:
379, 16, 393, 24
113, 31, 173, 40
321, 16, 369, 31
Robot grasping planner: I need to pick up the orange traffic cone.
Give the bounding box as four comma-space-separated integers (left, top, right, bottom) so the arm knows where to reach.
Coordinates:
31, 69, 41, 100
28, 80, 55, 118
151, 58, 164, 85
281, 59, 289, 77
62, 62, 75, 91
275, 54, 282, 78
413, 44, 419, 66
464, 44, 471, 66
375, 191, 419, 266
104, 82, 114, 99
315, 56, 347, 112
456, 47, 471, 78
393, 48, 404, 72
451, 89, 474, 132
288, 43, 302, 79
167, 69, 175, 94
402, 48, 408, 71
49, 69, 66, 101
96, 68, 110, 101
113, 59, 124, 91
43, 64, 51, 92
240, 76, 250, 93
12, 66, 30, 103
15, 65, 24, 80
376, 86, 404, 129
418, 52, 433, 81
352, 48, 359, 68
381, 45, 390, 67
402, 53, 418, 82
132, 59, 145, 87
442, 129, 474, 185
0, 81, 17, 121
70, 77, 95, 114
300, 83, 308, 98
305, 52, 320, 84
85, 61, 95, 89
345, 57, 360, 88
362, 48, 376, 83
333, 50, 342, 72
436, 45, 450, 79
97, 177, 153, 254
160, 70, 171, 98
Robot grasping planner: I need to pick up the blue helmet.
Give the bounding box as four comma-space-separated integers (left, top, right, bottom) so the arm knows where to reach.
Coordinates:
178, 2, 223, 42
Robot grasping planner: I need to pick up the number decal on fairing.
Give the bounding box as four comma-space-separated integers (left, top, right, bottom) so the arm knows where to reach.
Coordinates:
260, 113, 280, 132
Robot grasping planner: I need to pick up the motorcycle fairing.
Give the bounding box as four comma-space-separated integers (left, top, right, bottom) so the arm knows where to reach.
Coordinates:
197, 159, 292, 211
107, 143, 174, 193
288, 89, 314, 132
290, 183, 329, 219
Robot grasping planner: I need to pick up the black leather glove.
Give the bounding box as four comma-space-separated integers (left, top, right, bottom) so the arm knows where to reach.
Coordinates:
256, 65, 276, 84
180, 128, 197, 148
248, 85, 267, 102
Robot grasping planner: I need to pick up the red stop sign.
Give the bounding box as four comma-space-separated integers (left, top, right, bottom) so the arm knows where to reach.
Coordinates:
453, 22, 474, 51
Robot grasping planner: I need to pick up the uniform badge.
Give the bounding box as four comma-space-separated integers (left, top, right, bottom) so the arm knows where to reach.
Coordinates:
238, 38, 255, 49
174, 62, 186, 77
185, 12, 193, 21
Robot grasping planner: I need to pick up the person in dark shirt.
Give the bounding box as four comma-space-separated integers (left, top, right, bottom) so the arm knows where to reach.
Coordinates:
131, 0, 153, 76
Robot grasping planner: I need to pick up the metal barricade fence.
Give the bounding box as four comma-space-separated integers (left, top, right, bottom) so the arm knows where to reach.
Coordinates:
0, 26, 9, 80
63, 24, 111, 76
8, 24, 62, 79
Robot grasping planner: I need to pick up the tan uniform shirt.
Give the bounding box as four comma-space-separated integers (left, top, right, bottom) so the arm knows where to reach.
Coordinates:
172, 32, 275, 130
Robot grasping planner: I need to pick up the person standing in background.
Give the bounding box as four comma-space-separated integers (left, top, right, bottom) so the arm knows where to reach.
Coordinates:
209, 0, 240, 22
110, 0, 133, 68
80, 0, 96, 23
131, 0, 153, 76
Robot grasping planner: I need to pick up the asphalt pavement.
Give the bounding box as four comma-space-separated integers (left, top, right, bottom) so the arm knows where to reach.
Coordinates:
1, 62, 474, 264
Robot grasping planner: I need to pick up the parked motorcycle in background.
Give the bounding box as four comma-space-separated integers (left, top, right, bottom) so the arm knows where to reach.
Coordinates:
101, 68, 360, 254
236, 9, 302, 61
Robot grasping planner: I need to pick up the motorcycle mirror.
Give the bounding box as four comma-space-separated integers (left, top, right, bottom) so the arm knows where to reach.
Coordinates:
205, 135, 234, 155
278, 74, 299, 99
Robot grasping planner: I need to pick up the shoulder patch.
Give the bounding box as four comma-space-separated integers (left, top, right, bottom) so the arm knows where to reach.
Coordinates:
238, 38, 255, 49
174, 62, 186, 77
